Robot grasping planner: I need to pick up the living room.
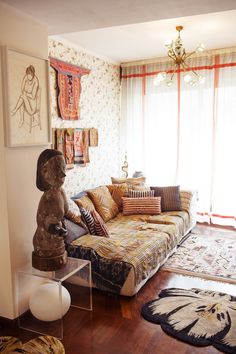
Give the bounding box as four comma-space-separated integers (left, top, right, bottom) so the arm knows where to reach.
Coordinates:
0, 1, 235, 353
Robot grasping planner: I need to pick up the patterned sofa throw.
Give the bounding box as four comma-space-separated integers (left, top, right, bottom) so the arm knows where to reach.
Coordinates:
151, 186, 182, 211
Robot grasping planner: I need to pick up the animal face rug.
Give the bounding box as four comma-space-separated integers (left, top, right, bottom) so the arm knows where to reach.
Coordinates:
141, 288, 236, 353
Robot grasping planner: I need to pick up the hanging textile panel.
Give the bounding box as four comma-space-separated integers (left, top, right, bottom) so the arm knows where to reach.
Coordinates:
74, 128, 86, 165
65, 128, 74, 168
53, 128, 90, 167
89, 128, 99, 147
50, 57, 90, 120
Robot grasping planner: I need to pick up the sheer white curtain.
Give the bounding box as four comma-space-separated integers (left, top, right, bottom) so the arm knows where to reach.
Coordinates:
177, 56, 214, 223
144, 70, 178, 185
120, 66, 144, 174
121, 50, 236, 227
211, 53, 236, 226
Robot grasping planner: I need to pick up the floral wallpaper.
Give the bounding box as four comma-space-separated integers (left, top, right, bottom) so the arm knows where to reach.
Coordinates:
48, 39, 121, 197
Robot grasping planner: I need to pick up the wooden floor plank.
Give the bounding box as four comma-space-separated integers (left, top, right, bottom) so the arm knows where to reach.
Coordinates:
1, 225, 235, 354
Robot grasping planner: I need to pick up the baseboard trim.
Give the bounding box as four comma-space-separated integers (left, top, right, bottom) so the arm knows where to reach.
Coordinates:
0, 316, 18, 330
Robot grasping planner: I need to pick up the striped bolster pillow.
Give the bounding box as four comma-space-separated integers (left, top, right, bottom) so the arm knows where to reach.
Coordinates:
128, 189, 155, 198
122, 197, 161, 215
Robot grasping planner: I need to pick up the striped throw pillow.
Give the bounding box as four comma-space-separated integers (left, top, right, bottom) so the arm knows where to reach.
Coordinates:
80, 207, 96, 235
92, 210, 109, 237
150, 186, 182, 211
128, 189, 155, 198
122, 197, 161, 215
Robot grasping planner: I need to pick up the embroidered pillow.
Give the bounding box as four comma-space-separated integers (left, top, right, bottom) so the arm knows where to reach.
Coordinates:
80, 207, 96, 235
92, 210, 109, 237
111, 176, 146, 187
63, 218, 88, 245
87, 186, 119, 222
74, 195, 96, 213
107, 183, 128, 211
150, 186, 182, 211
122, 197, 161, 215
128, 189, 155, 198
66, 198, 82, 224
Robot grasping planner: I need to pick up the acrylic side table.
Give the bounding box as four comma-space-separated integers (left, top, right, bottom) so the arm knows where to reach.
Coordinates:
18, 257, 92, 339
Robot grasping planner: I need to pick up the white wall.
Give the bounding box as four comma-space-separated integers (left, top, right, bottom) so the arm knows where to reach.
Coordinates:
0, 2, 49, 319
0, 3, 121, 320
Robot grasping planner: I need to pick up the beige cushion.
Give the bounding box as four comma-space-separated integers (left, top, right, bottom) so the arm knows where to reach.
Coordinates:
107, 183, 128, 211
74, 195, 96, 213
88, 186, 119, 222
122, 197, 161, 215
66, 198, 81, 224
129, 186, 150, 191
111, 176, 146, 187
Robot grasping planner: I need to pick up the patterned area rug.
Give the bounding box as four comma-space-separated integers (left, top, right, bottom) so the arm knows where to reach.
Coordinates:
162, 225, 236, 284
141, 288, 236, 354
0, 335, 65, 353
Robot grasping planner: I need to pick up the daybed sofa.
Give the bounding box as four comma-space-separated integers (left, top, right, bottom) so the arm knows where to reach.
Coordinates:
65, 182, 197, 296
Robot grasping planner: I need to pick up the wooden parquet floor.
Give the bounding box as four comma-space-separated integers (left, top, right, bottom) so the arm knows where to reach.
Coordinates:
1, 226, 235, 354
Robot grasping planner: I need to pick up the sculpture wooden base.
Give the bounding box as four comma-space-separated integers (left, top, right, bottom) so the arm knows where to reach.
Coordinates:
32, 251, 67, 271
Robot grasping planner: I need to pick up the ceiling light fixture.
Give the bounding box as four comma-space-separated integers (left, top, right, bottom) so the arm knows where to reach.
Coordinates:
154, 26, 205, 87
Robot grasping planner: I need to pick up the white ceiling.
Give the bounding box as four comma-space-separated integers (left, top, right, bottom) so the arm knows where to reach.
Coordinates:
55, 10, 236, 63
1, 0, 236, 63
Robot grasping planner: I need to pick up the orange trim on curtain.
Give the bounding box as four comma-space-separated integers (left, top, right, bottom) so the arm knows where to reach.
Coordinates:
197, 212, 236, 220
121, 61, 236, 79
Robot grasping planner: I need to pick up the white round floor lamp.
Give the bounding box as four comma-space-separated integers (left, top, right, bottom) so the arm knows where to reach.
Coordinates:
29, 283, 71, 322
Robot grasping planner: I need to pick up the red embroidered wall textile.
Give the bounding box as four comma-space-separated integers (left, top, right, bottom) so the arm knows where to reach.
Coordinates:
50, 58, 90, 120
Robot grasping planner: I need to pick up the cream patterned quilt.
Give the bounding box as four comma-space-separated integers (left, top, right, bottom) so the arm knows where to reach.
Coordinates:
68, 211, 191, 294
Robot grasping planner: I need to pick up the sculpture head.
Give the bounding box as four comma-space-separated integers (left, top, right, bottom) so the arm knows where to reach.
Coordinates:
36, 149, 66, 191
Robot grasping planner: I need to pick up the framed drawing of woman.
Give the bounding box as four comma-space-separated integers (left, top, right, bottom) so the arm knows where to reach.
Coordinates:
1, 47, 51, 147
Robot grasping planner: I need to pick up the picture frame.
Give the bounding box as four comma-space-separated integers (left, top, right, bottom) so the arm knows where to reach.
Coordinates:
1, 47, 51, 147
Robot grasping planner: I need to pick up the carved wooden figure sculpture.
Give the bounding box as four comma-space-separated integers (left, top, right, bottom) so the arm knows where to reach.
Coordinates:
32, 149, 69, 271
